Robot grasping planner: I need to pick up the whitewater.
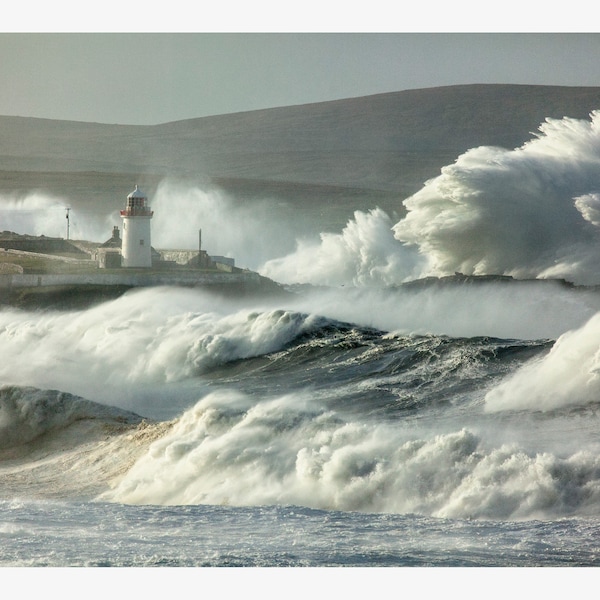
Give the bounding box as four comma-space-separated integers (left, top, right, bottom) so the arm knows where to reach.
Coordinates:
3, 111, 600, 568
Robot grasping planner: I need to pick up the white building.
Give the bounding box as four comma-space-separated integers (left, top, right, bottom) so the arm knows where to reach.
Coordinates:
120, 185, 153, 268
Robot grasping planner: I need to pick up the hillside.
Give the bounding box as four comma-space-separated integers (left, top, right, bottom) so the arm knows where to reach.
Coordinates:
1, 84, 600, 228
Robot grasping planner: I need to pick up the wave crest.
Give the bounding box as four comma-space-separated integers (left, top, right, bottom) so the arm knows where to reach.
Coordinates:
0, 386, 142, 450
486, 311, 600, 412
101, 389, 600, 519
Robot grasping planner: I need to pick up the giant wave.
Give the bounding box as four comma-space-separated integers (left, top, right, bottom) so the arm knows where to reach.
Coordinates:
4, 110, 600, 567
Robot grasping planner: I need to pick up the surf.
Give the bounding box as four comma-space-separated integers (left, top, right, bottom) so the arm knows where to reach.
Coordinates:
0, 386, 170, 500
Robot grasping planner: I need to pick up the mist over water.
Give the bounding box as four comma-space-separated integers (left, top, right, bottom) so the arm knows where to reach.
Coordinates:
101, 387, 600, 519
485, 311, 600, 412
261, 208, 424, 286
0, 192, 113, 242
3, 111, 600, 289
5, 108, 600, 558
0, 278, 597, 417
395, 110, 600, 285
287, 281, 600, 340
0, 287, 309, 417
3, 109, 600, 420
261, 111, 600, 287
150, 180, 311, 270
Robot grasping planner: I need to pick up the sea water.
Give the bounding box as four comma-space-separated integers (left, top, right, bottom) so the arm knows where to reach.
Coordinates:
3, 111, 600, 574
1, 282, 600, 570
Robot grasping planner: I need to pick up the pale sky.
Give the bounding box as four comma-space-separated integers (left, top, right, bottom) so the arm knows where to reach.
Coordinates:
2, 5, 598, 125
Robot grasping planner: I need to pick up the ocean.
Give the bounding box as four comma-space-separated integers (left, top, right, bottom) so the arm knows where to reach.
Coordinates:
2, 111, 600, 579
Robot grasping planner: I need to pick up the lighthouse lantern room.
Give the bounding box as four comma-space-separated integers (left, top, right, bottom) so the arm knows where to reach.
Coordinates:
120, 185, 153, 268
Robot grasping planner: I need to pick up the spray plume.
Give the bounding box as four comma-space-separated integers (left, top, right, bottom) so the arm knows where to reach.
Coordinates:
394, 111, 600, 285
0, 192, 114, 242
485, 311, 600, 412
150, 179, 307, 269
101, 388, 600, 519
3, 112, 600, 290
260, 111, 600, 287
260, 208, 423, 286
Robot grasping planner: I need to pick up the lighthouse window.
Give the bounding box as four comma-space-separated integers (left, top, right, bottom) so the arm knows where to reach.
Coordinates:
140, 239, 144, 245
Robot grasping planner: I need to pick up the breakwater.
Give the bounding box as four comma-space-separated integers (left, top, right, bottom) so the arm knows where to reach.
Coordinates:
0, 270, 285, 309
0, 270, 260, 289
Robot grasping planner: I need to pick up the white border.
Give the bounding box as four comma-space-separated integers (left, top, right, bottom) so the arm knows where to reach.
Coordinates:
3, 2, 596, 33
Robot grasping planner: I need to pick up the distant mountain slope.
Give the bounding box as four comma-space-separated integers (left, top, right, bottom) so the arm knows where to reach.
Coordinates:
152, 83, 600, 152
1, 84, 599, 216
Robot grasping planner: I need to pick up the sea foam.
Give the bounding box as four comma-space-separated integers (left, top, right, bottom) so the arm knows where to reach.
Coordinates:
0, 288, 331, 406
0, 385, 142, 450
100, 388, 600, 520
485, 311, 600, 412
262, 111, 600, 288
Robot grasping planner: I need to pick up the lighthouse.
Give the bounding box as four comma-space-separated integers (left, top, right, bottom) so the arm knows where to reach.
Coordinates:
120, 185, 153, 268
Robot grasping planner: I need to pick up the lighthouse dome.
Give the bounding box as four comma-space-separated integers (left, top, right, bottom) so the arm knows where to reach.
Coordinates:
127, 185, 147, 199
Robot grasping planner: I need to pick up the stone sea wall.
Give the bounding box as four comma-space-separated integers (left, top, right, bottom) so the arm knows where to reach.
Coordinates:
0, 270, 261, 289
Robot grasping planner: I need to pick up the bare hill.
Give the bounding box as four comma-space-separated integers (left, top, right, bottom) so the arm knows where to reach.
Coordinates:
1, 84, 599, 225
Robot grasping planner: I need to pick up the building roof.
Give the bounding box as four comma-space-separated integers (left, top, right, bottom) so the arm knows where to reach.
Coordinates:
99, 226, 122, 248
127, 185, 147, 199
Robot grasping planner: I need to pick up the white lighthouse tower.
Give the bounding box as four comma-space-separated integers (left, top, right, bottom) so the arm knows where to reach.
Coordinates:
120, 185, 153, 268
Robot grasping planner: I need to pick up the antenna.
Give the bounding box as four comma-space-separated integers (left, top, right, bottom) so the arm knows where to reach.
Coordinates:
65, 208, 71, 239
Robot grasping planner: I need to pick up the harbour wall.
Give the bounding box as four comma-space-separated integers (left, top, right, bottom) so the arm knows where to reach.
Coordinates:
0, 270, 262, 289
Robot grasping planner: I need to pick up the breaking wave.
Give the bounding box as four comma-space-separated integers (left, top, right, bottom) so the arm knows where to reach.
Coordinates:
5, 109, 600, 527
486, 311, 600, 412
0, 385, 143, 450
101, 389, 600, 520
262, 111, 600, 287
